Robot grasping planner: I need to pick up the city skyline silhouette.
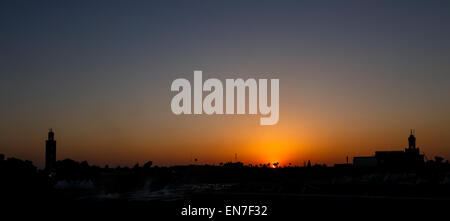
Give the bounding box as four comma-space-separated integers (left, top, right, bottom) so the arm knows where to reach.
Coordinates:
2, 128, 445, 169
1, 128, 450, 219
1, 128, 445, 170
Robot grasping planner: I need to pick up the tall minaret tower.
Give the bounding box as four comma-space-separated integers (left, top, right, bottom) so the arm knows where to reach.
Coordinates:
408, 129, 416, 149
405, 129, 420, 155
45, 129, 56, 172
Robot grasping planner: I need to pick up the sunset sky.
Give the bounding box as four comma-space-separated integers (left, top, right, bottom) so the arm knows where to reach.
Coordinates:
1, 0, 450, 168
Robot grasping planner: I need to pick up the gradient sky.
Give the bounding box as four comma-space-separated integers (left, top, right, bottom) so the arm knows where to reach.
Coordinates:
1, 0, 450, 168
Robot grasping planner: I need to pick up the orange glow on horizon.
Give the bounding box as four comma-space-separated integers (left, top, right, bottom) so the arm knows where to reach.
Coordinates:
241, 123, 308, 167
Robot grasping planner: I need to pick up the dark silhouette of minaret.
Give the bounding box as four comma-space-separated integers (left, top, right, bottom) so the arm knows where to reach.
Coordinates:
408, 129, 416, 149
405, 129, 420, 155
45, 129, 56, 172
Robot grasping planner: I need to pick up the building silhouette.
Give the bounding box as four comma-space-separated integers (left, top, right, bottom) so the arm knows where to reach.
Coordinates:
354, 130, 424, 169
45, 129, 56, 172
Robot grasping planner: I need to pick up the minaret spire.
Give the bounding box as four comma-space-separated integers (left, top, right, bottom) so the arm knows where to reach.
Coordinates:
45, 128, 56, 173
408, 129, 416, 149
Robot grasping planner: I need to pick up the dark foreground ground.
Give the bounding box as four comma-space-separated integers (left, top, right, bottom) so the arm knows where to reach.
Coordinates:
2, 158, 450, 220
4, 191, 450, 220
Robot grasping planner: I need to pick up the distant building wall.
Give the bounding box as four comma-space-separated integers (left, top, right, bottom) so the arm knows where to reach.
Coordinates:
353, 156, 378, 168
375, 151, 424, 169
